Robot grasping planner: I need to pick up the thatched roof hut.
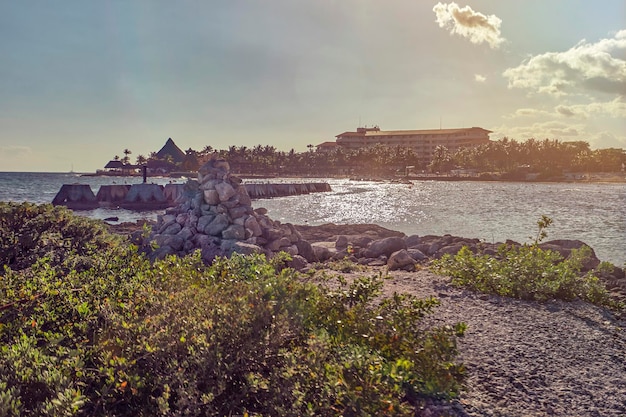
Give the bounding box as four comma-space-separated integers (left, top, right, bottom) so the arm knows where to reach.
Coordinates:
156, 138, 186, 164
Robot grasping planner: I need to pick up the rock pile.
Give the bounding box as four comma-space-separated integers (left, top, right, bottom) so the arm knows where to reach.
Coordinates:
141, 158, 317, 267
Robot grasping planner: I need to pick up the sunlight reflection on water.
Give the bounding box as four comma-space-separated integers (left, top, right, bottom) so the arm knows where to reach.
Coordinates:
0, 173, 624, 265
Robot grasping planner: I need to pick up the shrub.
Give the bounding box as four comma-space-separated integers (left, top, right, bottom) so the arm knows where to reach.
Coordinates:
0, 202, 119, 272
431, 216, 611, 305
0, 204, 466, 416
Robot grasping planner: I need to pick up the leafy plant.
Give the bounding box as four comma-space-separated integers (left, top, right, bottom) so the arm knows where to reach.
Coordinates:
0, 204, 466, 416
432, 216, 611, 305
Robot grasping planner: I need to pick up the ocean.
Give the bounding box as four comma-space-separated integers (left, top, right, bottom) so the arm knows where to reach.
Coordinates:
1, 172, 624, 265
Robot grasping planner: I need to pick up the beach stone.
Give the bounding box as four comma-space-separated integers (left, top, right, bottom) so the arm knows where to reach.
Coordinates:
228, 205, 250, 220
244, 216, 263, 237
204, 214, 230, 236
267, 237, 292, 252
197, 214, 216, 232
215, 182, 236, 202
164, 235, 184, 251
287, 255, 308, 271
222, 224, 246, 240
311, 243, 333, 262
362, 236, 407, 258
408, 248, 427, 262
436, 242, 467, 258
335, 235, 349, 249
387, 249, 416, 271
405, 234, 421, 248
295, 240, 317, 263
162, 222, 182, 236
203, 189, 220, 205
177, 226, 195, 241
231, 242, 263, 256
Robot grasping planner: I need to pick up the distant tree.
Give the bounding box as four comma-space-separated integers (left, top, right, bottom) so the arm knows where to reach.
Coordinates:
122, 148, 132, 165
429, 146, 454, 173
135, 154, 147, 166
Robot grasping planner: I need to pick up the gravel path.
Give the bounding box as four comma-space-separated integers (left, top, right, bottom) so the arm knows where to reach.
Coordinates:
337, 269, 626, 416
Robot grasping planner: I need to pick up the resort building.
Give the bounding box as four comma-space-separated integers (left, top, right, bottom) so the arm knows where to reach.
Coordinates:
321, 126, 492, 164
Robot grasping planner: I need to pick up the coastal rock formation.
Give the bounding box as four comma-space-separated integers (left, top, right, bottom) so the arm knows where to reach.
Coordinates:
141, 158, 318, 265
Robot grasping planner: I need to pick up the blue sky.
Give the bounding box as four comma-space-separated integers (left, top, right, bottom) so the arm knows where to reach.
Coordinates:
1, 0, 624, 172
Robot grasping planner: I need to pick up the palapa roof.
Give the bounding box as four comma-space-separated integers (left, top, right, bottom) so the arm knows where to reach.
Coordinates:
104, 160, 125, 169
156, 138, 186, 164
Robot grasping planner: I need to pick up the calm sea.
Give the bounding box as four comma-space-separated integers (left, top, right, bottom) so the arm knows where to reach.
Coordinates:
1, 172, 624, 265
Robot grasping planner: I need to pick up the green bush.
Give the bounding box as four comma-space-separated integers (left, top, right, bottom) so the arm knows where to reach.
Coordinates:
0, 204, 465, 416
0, 202, 119, 272
431, 242, 611, 305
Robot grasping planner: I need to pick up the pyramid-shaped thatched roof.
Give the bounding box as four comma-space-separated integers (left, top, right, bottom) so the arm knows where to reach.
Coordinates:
156, 138, 186, 164
104, 160, 125, 169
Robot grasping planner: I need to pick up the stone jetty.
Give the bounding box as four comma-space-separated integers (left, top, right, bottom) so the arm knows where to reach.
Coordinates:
51, 179, 330, 210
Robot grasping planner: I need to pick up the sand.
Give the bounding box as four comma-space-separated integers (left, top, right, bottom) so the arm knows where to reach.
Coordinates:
329, 268, 626, 416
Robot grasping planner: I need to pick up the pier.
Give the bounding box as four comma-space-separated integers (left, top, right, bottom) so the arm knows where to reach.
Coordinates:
52, 182, 331, 210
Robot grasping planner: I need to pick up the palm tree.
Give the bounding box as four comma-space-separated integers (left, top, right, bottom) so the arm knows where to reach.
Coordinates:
122, 148, 132, 165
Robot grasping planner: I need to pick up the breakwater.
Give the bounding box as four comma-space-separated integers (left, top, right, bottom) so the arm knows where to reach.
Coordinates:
51, 182, 331, 210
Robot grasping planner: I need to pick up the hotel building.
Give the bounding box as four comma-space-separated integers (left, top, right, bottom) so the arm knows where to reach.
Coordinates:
318, 126, 492, 164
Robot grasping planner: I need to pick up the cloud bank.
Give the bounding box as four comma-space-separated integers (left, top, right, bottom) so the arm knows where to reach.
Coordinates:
433, 2, 505, 49
503, 30, 626, 97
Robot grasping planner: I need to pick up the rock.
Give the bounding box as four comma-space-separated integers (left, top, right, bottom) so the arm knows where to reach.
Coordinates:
231, 241, 263, 256
311, 243, 334, 262
215, 182, 236, 202
405, 234, 421, 248
222, 224, 246, 240
407, 248, 427, 262
204, 214, 230, 236
287, 255, 308, 271
540, 239, 600, 270
387, 249, 416, 271
335, 235, 349, 249
244, 216, 263, 237
436, 242, 468, 258
162, 222, 182, 236
203, 189, 220, 205
197, 214, 215, 231
295, 240, 317, 263
362, 236, 407, 258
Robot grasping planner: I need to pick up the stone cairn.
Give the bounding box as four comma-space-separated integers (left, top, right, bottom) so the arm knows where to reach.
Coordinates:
141, 158, 316, 267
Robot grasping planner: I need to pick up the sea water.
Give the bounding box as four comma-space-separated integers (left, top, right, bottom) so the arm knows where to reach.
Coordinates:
0, 172, 624, 265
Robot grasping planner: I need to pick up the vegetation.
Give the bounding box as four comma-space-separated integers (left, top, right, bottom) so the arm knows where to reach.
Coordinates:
431, 216, 613, 306
0, 203, 465, 416
115, 136, 625, 178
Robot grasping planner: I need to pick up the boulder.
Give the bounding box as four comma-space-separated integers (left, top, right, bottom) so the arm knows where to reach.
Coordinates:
362, 236, 407, 258
387, 249, 416, 271
204, 214, 230, 236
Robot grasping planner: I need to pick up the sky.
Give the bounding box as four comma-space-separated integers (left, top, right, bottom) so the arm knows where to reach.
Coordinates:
1, 1, 625, 172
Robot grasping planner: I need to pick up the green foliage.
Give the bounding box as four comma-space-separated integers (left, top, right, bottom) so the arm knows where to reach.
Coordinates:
431, 217, 611, 305
0, 202, 120, 273
0, 204, 465, 416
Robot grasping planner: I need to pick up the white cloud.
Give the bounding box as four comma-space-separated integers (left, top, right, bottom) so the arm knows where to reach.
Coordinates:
433, 2, 505, 49
474, 74, 486, 83
503, 30, 626, 97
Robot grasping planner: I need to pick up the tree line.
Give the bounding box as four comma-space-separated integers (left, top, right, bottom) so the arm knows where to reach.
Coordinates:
117, 138, 625, 178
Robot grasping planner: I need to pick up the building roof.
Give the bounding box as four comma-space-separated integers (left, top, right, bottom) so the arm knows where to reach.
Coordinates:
156, 138, 186, 164
316, 141, 338, 148
336, 127, 492, 138
104, 160, 124, 169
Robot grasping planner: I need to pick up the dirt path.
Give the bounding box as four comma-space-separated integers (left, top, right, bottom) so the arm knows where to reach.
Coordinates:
333, 269, 626, 416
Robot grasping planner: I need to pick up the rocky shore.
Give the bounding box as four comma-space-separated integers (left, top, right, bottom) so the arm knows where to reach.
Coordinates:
106, 159, 626, 416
